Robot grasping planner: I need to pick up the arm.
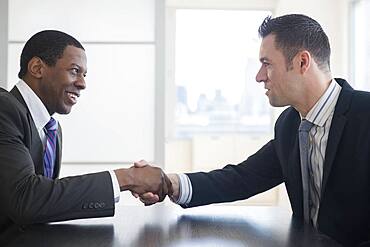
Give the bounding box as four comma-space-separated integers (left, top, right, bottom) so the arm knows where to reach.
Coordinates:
0, 95, 114, 225
137, 140, 284, 207
186, 140, 284, 207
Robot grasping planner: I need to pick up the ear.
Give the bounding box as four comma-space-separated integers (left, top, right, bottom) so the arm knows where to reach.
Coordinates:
27, 57, 46, 79
296, 50, 311, 74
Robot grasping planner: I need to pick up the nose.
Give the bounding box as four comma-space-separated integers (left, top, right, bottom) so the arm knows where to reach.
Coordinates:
256, 64, 267, 83
75, 75, 86, 90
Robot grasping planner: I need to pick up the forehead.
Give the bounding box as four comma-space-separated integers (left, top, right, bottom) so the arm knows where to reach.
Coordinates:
261, 34, 276, 49
58, 45, 87, 70
259, 34, 283, 61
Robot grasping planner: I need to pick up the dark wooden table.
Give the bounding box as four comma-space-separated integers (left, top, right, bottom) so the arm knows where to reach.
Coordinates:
1, 204, 341, 247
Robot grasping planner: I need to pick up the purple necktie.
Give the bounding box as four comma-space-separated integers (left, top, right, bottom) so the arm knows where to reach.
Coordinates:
43, 117, 58, 178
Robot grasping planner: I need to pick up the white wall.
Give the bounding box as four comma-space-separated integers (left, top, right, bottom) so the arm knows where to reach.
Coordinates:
6, 0, 160, 165
167, 0, 277, 9
275, 0, 351, 79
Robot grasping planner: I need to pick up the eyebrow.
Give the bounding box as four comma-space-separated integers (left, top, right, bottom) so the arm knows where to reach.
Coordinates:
259, 57, 270, 63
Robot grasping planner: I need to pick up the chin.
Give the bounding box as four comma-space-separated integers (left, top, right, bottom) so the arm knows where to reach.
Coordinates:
269, 98, 283, 107
270, 100, 289, 108
268, 98, 277, 107
57, 107, 72, 115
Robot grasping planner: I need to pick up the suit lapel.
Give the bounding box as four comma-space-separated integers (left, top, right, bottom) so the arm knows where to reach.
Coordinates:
286, 112, 304, 216
10, 87, 45, 176
321, 79, 353, 195
289, 134, 304, 215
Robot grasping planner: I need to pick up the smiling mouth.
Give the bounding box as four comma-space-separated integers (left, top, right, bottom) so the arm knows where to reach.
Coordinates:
66, 91, 80, 104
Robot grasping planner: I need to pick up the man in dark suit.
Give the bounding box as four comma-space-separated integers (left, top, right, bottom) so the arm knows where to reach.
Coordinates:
136, 14, 370, 246
0, 30, 172, 232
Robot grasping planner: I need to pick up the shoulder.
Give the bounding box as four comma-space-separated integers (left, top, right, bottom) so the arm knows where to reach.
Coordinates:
352, 89, 370, 103
343, 88, 370, 115
336, 78, 370, 110
0, 88, 28, 131
0, 88, 27, 114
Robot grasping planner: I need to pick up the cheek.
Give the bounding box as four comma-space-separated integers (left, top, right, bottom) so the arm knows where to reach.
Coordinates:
42, 81, 56, 99
269, 70, 285, 91
266, 67, 274, 78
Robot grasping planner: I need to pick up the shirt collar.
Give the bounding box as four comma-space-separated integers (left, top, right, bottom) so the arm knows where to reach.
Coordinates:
16, 80, 53, 132
304, 79, 342, 127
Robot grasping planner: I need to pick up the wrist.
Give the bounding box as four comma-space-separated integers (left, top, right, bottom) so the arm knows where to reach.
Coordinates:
114, 168, 132, 191
168, 173, 180, 202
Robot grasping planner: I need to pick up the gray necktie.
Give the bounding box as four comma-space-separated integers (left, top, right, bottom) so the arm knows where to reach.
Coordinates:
299, 119, 314, 223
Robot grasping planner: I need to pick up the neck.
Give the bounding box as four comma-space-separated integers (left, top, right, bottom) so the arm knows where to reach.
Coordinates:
22, 76, 53, 115
294, 73, 332, 117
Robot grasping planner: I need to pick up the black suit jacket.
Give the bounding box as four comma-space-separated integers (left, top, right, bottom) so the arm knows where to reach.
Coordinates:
0, 86, 115, 231
185, 78, 370, 246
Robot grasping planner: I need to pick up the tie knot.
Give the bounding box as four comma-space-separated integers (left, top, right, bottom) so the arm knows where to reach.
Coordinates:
45, 117, 57, 131
299, 119, 314, 132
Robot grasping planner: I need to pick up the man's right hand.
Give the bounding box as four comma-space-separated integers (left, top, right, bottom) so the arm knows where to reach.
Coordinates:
131, 161, 181, 206
136, 176, 180, 206
114, 162, 173, 202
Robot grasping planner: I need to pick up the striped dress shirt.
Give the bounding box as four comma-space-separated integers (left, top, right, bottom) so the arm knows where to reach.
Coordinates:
303, 79, 341, 225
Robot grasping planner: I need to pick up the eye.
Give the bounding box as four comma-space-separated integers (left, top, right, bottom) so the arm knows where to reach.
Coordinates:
70, 68, 79, 75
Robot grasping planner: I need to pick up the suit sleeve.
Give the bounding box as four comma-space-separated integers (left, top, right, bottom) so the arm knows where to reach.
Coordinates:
185, 140, 284, 208
0, 95, 115, 225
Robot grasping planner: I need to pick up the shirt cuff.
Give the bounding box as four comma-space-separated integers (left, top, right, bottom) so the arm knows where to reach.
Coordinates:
175, 173, 193, 205
109, 170, 120, 203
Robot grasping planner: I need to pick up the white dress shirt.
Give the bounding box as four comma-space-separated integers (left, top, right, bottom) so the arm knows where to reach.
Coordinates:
16, 80, 121, 203
176, 79, 342, 214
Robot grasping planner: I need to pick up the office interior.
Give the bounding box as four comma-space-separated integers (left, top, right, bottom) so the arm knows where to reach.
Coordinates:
0, 0, 369, 209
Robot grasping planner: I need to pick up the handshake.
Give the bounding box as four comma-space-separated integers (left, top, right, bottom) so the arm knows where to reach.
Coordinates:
114, 160, 177, 206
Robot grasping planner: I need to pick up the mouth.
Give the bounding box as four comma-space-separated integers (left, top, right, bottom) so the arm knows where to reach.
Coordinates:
66, 91, 80, 104
265, 88, 270, 96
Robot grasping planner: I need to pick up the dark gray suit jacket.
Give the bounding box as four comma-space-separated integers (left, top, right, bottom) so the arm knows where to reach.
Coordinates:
0, 86, 115, 231
184, 79, 370, 246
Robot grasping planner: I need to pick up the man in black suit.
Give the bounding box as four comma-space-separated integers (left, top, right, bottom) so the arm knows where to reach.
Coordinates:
136, 14, 370, 246
0, 30, 172, 232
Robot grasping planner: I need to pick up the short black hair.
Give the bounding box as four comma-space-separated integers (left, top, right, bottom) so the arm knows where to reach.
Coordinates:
258, 14, 331, 71
18, 30, 84, 79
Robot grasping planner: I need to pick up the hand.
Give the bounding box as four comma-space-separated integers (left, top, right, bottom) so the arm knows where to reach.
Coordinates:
131, 160, 172, 205
114, 161, 173, 203
134, 169, 180, 206
131, 160, 160, 205
137, 192, 160, 206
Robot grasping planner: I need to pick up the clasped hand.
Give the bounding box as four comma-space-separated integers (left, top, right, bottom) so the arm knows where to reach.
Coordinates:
127, 160, 173, 205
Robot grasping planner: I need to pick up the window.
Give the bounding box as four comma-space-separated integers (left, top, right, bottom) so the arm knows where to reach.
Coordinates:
174, 9, 272, 138
165, 8, 277, 206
